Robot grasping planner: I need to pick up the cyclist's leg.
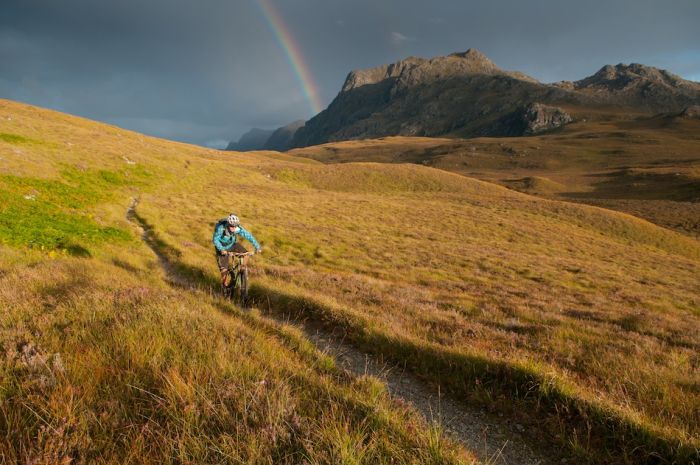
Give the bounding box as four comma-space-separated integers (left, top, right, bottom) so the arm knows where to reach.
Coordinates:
215, 248, 230, 285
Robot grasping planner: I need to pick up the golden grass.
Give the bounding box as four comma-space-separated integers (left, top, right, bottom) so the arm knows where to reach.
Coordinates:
0, 100, 472, 464
0, 252, 471, 464
142, 157, 699, 463
288, 114, 700, 236
1, 98, 699, 463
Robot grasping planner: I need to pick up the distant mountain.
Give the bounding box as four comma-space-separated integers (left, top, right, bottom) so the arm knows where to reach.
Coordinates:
225, 128, 274, 151
290, 49, 700, 148
225, 120, 305, 152
264, 120, 305, 151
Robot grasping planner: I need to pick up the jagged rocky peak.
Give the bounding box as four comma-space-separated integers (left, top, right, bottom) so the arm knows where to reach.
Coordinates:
570, 62, 700, 111
448, 48, 495, 66
341, 48, 508, 93
341, 57, 423, 92
576, 63, 687, 89
450, 47, 486, 58
427, 47, 503, 74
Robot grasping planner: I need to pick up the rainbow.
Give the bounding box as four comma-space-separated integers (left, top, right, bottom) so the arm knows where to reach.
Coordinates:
254, 0, 324, 116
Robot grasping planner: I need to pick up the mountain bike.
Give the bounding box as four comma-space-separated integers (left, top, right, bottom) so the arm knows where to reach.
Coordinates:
222, 251, 255, 307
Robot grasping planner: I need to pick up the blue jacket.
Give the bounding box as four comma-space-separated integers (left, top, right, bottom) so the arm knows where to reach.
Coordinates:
212, 219, 261, 252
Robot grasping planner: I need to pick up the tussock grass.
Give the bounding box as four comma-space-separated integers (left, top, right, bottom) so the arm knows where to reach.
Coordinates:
0, 133, 34, 144
1, 98, 699, 463
503, 176, 568, 196
270, 163, 499, 194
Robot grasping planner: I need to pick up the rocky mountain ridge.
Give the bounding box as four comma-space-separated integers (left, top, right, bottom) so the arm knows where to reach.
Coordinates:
227, 49, 700, 150
340, 48, 537, 94
555, 62, 700, 111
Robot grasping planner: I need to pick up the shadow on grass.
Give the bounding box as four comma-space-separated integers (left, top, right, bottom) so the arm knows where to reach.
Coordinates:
246, 284, 698, 465
127, 204, 218, 289
560, 170, 700, 202
127, 204, 335, 371
128, 203, 698, 465
61, 242, 92, 258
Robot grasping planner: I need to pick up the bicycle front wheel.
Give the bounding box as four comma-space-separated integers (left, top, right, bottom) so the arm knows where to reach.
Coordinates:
239, 268, 249, 308
222, 270, 234, 300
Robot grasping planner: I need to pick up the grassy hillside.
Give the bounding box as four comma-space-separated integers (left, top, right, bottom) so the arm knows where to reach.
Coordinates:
1, 99, 699, 464
288, 110, 700, 237
0, 100, 470, 464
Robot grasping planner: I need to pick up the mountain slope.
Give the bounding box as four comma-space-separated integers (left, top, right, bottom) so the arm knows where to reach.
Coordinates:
226, 120, 306, 152
264, 119, 305, 151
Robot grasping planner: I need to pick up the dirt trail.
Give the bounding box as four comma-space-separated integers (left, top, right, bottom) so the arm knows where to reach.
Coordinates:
293, 324, 559, 465
126, 200, 561, 465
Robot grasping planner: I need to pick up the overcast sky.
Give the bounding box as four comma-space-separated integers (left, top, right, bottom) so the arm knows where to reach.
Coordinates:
2, 0, 699, 148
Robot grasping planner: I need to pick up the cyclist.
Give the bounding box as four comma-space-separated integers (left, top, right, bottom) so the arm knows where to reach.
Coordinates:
212, 213, 262, 285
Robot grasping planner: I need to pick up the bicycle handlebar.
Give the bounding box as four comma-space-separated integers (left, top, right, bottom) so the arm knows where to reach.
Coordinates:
228, 251, 256, 257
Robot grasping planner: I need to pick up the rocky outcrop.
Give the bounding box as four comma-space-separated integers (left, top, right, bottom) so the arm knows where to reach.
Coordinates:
490, 103, 573, 136
679, 105, 700, 119
520, 103, 572, 134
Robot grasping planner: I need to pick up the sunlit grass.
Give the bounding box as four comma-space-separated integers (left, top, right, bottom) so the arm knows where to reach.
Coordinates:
1, 98, 698, 463
288, 118, 700, 236
137, 153, 699, 462
0, 99, 473, 464
0, 166, 154, 251
0, 257, 470, 464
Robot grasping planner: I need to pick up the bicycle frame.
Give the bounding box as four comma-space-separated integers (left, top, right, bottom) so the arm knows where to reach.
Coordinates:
222, 251, 255, 306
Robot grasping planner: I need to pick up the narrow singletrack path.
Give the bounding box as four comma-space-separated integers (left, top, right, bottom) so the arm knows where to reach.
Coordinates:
267, 313, 561, 465
126, 200, 562, 465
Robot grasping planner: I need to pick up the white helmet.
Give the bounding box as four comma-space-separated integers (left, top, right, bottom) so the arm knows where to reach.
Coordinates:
227, 213, 240, 226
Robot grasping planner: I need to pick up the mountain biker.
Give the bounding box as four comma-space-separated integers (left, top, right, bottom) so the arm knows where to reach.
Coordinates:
212, 213, 262, 285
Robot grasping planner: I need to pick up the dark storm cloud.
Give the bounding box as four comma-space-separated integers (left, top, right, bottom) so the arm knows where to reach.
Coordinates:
1, 0, 699, 147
